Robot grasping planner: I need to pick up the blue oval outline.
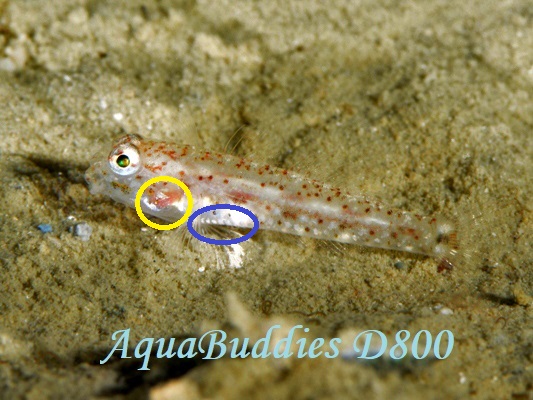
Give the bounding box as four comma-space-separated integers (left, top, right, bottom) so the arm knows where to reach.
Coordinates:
187, 204, 260, 245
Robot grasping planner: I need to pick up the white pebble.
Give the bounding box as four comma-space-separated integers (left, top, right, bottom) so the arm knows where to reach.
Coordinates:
73, 223, 93, 241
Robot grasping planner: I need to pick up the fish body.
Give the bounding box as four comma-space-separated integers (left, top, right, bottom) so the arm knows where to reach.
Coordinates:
85, 134, 459, 268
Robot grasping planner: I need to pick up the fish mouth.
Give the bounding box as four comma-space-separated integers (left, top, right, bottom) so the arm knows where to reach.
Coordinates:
84, 161, 108, 195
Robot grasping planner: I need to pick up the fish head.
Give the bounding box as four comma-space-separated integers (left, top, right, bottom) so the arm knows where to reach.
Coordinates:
85, 134, 191, 221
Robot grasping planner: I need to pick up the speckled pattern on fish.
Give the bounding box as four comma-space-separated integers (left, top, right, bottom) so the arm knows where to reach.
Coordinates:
86, 134, 461, 270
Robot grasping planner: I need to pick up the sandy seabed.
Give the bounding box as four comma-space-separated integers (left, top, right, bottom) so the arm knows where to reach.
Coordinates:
0, 0, 531, 399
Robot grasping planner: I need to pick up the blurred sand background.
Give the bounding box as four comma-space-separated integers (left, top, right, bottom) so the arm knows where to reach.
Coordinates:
0, 0, 531, 399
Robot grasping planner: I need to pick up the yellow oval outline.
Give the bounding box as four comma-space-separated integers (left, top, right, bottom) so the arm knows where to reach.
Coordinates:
134, 176, 194, 231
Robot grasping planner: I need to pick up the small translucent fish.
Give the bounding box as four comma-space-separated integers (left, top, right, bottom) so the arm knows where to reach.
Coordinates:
85, 134, 462, 270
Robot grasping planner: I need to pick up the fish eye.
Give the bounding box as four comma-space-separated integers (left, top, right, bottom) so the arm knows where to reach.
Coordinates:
116, 154, 130, 168
109, 144, 141, 176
